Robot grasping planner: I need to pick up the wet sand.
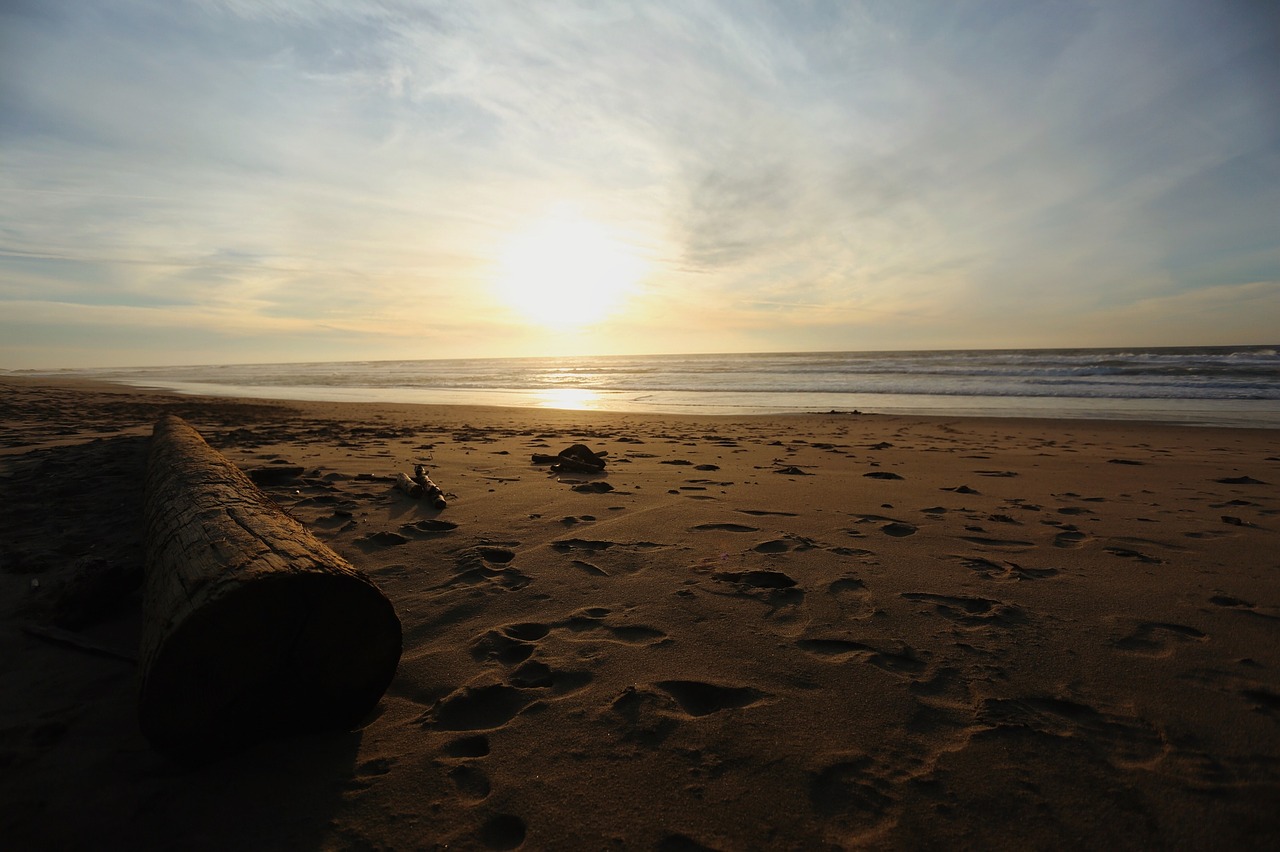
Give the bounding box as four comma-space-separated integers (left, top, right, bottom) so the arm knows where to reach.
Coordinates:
2, 376, 1278, 850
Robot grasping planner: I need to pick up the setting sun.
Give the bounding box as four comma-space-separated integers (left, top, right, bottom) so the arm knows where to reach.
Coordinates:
493, 212, 645, 328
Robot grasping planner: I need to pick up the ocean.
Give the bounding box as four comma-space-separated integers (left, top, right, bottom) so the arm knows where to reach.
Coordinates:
27, 346, 1280, 427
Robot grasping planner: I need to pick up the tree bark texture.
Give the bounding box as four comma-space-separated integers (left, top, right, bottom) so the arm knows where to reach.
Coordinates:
139, 415, 401, 765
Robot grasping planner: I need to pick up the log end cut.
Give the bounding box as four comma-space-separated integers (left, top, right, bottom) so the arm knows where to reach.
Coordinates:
138, 569, 401, 766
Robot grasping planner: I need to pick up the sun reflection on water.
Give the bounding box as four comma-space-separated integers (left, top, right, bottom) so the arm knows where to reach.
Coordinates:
534, 387, 601, 410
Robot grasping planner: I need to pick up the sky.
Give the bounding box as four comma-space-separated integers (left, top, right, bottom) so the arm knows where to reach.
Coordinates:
2, 0, 1278, 369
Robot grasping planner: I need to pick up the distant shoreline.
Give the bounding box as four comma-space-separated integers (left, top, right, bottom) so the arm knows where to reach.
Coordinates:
5, 372, 1279, 431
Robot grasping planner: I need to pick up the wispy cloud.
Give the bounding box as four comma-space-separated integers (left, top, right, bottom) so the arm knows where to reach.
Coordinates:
2, 0, 1277, 367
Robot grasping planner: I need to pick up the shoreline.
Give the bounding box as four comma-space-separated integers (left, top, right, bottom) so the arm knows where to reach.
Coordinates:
11, 343, 1278, 428
2, 375, 1278, 848
4, 373, 1278, 431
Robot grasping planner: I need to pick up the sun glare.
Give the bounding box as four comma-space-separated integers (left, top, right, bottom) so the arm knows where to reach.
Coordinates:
534, 387, 601, 410
494, 213, 645, 329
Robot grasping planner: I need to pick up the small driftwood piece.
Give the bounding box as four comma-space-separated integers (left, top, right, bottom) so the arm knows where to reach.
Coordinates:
140, 415, 402, 766
395, 471, 425, 498
396, 464, 447, 509
413, 465, 447, 510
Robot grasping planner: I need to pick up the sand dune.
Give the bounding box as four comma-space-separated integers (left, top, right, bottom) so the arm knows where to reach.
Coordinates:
1, 376, 1278, 849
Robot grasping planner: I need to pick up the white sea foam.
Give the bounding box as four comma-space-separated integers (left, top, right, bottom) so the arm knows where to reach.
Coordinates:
38, 346, 1280, 426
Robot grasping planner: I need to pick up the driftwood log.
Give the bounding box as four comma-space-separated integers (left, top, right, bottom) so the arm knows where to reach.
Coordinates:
139, 415, 401, 765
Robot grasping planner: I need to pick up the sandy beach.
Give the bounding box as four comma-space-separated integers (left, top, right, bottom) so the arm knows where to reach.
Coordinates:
1, 375, 1277, 850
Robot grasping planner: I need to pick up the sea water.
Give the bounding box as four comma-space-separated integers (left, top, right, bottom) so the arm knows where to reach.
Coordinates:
25, 346, 1280, 427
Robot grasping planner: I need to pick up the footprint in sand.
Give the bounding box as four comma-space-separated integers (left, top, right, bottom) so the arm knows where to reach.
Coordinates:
1053, 529, 1089, 548
691, 523, 759, 533
979, 695, 1168, 769
602, 680, 769, 750
830, 546, 878, 563
1242, 687, 1280, 715
901, 592, 1026, 628
1007, 563, 1058, 580
420, 683, 534, 730
502, 622, 551, 641
443, 735, 490, 757
809, 755, 896, 843
347, 756, 395, 791
508, 660, 554, 688
713, 569, 798, 590
469, 620, 598, 698
448, 566, 532, 591
796, 638, 928, 676
908, 666, 975, 709
710, 569, 807, 634
556, 608, 669, 646
1104, 546, 1163, 565
567, 621, 668, 645
881, 522, 917, 537
658, 833, 720, 852
1181, 668, 1280, 718
551, 538, 614, 552
400, 518, 459, 536
508, 659, 594, 694
470, 629, 538, 665
358, 752, 391, 772
571, 559, 609, 577
957, 535, 1035, 551
606, 687, 680, 747
1111, 621, 1207, 657
955, 556, 1008, 579
478, 814, 526, 850
955, 556, 1059, 581
826, 576, 876, 617
1209, 594, 1280, 621
448, 764, 491, 801
439, 548, 532, 591
653, 680, 768, 717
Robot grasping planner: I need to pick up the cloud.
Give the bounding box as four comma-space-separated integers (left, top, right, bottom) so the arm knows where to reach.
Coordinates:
1067, 280, 1280, 346
1, 0, 1277, 368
